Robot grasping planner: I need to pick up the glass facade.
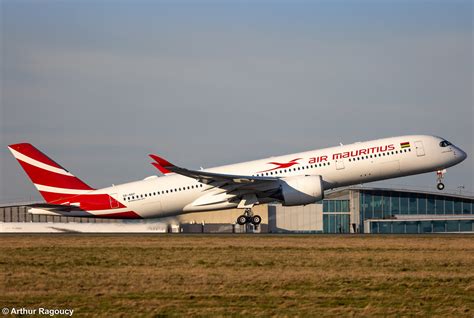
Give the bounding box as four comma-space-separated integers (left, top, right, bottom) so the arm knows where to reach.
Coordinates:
359, 190, 474, 232
323, 200, 350, 233
368, 219, 474, 234
323, 214, 350, 233
323, 200, 350, 213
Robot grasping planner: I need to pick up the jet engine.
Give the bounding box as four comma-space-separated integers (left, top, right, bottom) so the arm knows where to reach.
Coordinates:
278, 175, 324, 206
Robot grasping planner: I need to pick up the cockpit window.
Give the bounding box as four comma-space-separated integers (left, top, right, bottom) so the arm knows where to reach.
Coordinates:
439, 140, 452, 147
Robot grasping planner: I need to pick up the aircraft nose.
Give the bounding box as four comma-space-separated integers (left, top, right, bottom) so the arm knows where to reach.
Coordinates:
456, 148, 467, 162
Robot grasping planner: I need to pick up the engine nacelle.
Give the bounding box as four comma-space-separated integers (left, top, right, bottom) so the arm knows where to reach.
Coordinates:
279, 175, 324, 206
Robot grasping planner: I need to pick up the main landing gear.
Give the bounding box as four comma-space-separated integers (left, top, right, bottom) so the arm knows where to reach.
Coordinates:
237, 208, 262, 226
436, 169, 446, 191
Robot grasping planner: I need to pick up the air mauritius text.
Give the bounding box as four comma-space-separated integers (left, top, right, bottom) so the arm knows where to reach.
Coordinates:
332, 144, 396, 160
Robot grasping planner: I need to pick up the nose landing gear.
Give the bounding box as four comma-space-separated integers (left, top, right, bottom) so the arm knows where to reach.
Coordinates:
436, 169, 446, 191
237, 208, 262, 225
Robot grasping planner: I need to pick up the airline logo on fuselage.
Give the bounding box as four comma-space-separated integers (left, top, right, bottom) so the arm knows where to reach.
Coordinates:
257, 158, 302, 172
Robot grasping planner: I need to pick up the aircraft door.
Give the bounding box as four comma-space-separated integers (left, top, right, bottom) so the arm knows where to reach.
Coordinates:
336, 159, 345, 170
109, 193, 120, 208
414, 141, 425, 157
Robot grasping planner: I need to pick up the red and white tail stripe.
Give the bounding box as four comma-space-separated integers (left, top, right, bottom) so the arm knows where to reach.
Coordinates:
8, 143, 95, 203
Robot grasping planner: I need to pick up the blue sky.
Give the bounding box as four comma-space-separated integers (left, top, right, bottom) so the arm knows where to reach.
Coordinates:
1, 0, 472, 201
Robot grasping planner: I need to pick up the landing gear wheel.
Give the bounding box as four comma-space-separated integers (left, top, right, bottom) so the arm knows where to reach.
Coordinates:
251, 215, 262, 225
237, 215, 247, 225
436, 170, 447, 191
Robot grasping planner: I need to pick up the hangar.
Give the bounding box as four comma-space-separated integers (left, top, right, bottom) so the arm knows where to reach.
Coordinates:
1, 187, 473, 233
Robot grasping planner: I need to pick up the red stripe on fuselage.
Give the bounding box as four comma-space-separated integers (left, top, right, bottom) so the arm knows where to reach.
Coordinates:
18, 160, 94, 190
9, 143, 64, 169
94, 211, 142, 219
39, 191, 126, 210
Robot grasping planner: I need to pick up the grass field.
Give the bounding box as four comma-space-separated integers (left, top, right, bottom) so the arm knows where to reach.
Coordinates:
1, 234, 473, 317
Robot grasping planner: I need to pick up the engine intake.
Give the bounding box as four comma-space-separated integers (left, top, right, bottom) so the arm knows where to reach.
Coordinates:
279, 175, 324, 206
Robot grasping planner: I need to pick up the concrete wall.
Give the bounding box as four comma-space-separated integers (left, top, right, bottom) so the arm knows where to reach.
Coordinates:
268, 203, 323, 233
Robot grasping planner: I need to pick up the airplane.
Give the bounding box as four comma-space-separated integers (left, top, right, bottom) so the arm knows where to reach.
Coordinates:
7, 135, 467, 224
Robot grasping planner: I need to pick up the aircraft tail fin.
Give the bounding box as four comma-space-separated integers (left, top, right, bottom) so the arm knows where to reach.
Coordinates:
8, 143, 95, 203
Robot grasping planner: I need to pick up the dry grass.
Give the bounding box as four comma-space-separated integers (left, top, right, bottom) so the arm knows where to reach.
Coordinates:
1, 234, 473, 317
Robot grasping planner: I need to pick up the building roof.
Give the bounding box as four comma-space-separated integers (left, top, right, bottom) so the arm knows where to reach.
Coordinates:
328, 186, 474, 201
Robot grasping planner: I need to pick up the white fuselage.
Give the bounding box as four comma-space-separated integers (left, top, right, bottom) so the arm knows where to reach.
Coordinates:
64, 134, 465, 219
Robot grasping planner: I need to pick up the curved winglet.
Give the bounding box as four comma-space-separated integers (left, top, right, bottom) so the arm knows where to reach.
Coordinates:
151, 162, 171, 174
149, 154, 174, 174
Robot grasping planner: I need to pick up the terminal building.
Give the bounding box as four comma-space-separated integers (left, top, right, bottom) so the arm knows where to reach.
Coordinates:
1, 187, 473, 234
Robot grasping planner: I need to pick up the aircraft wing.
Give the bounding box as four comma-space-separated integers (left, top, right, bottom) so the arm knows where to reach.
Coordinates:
149, 154, 284, 208
149, 154, 278, 186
